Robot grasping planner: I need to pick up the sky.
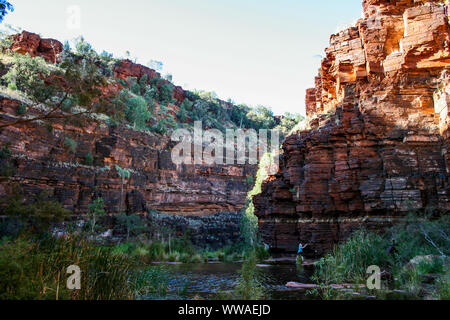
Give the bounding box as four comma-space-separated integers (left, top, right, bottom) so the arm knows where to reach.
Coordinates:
3, 0, 363, 115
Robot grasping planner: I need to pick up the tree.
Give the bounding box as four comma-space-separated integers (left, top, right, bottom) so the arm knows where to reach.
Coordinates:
177, 99, 193, 122
158, 82, 174, 105
275, 112, 304, 137
246, 105, 276, 130
115, 165, 131, 213
124, 94, 151, 130
0, 37, 113, 129
0, 1, 13, 23
87, 197, 106, 235
115, 213, 145, 241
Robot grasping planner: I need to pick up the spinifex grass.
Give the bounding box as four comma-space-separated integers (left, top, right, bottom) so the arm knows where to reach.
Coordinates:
0, 234, 162, 300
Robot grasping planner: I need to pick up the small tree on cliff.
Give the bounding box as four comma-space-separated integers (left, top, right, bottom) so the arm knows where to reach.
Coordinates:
115, 165, 131, 213
87, 197, 106, 235
0, 37, 114, 129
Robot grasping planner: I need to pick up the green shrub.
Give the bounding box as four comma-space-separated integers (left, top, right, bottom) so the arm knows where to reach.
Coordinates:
125, 94, 151, 130
233, 251, 264, 300
314, 230, 391, 284
15, 104, 27, 115
115, 213, 146, 241
64, 137, 78, 154
2, 53, 51, 100
158, 82, 174, 105
84, 152, 93, 166
133, 266, 169, 298
0, 191, 70, 234
0, 235, 153, 300
86, 197, 106, 235
312, 211, 450, 299
0, 143, 12, 159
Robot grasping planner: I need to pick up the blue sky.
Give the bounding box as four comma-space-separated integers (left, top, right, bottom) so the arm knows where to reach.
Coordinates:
3, 0, 362, 115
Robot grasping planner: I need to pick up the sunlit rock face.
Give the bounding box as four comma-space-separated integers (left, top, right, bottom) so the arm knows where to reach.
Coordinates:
254, 0, 450, 257
0, 32, 256, 247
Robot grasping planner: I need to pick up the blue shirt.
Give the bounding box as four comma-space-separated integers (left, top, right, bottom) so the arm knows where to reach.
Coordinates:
297, 244, 303, 254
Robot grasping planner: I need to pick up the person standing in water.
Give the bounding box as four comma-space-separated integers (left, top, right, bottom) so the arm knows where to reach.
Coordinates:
297, 243, 309, 264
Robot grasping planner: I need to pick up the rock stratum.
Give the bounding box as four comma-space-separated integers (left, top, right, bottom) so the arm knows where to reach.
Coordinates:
0, 32, 255, 247
254, 0, 450, 257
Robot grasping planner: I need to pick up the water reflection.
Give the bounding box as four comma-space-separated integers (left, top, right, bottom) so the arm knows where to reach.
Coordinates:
155, 261, 316, 300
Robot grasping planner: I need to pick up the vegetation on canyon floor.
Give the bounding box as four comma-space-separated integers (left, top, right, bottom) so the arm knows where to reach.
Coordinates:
310, 210, 449, 300
0, 185, 270, 300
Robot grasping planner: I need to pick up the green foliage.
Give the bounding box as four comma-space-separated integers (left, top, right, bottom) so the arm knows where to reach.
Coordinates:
275, 112, 304, 139
86, 198, 106, 234
133, 266, 169, 298
84, 152, 93, 166
115, 213, 146, 241
0, 36, 115, 129
0, 189, 70, 234
246, 105, 276, 131
241, 153, 273, 247
0, 29, 13, 51
159, 82, 174, 105
115, 165, 131, 180
314, 230, 391, 284
0, 142, 11, 159
0, 142, 14, 176
112, 76, 179, 134
125, 94, 151, 130
233, 251, 264, 300
436, 270, 450, 300
312, 211, 450, 299
2, 53, 51, 100
0, 235, 158, 300
177, 98, 193, 122
15, 104, 27, 115
64, 137, 78, 153
0, 161, 14, 177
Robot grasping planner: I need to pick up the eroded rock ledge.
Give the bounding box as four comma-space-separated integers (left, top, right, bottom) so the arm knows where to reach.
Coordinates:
254, 0, 450, 257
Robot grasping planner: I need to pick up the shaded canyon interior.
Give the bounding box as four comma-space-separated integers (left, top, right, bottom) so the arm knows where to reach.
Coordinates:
0, 0, 449, 256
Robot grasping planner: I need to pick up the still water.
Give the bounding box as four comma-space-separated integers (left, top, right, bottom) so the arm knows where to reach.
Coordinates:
157, 260, 316, 300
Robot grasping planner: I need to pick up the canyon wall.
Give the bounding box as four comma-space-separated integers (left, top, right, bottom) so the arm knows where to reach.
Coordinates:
0, 32, 255, 247
254, 0, 450, 257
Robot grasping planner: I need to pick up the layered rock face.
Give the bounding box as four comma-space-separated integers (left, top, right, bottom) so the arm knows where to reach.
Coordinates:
0, 100, 254, 217
11, 31, 63, 64
0, 32, 255, 247
254, 0, 450, 257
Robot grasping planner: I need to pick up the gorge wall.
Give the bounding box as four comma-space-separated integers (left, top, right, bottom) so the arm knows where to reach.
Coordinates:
0, 32, 255, 247
254, 0, 450, 257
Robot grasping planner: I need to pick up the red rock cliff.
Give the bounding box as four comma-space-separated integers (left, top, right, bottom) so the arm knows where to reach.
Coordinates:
254, 0, 450, 257
0, 32, 256, 247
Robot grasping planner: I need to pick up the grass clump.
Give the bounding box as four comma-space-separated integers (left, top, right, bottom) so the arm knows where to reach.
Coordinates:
312, 210, 449, 299
0, 234, 165, 300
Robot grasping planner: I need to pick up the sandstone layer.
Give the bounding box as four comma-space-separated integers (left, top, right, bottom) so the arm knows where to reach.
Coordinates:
254, 0, 450, 257
0, 32, 256, 247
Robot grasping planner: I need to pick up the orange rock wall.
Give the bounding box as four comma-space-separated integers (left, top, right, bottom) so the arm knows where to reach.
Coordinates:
254, 0, 450, 256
